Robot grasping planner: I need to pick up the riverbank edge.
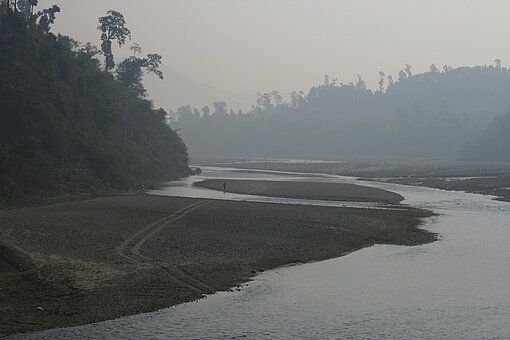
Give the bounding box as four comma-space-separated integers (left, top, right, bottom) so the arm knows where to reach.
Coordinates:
374, 177, 510, 202
196, 160, 510, 203
0, 193, 437, 338
194, 179, 404, 204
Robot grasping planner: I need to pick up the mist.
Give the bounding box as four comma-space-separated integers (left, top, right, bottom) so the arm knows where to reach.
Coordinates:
37, 0, 510, 107
30, 0, 510, 163
5, 1, 510, 338
173, 64, 510, 162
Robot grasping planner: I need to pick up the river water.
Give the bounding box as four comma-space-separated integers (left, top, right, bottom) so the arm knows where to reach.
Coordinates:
22, 167, 510, 339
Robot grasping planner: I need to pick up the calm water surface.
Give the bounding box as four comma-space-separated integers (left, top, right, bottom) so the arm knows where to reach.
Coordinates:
22, 167, 510, 339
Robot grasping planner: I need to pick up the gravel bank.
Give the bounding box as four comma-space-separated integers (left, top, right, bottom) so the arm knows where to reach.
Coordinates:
0, 193, 435, 337
195, 179, 403, 203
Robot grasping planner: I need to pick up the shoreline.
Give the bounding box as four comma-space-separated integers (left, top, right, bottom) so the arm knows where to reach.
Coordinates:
1, 187, 435, 337
196, 159, 510, 202
195, 179, 404, 203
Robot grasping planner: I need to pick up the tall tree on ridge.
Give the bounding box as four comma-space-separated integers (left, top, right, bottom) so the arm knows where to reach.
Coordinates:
116, 53, 163, 97
37, 4, 60, 33
98, 10, 131, 73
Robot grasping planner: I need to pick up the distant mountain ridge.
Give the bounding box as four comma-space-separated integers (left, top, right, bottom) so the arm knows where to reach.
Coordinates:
144, 65, 255, 112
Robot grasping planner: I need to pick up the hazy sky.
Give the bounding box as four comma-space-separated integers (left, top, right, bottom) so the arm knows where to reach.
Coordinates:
38, 0, 510, 96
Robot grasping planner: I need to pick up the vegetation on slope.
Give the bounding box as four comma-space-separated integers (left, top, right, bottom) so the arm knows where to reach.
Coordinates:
174, 63, 510, 161
0, 6, 190, 204
460, 111, 510, 162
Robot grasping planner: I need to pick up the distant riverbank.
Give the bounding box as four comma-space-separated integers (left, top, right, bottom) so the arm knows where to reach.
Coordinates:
0, 183, 434, 337
198, 158, 510, 202
196, 179, 403, 203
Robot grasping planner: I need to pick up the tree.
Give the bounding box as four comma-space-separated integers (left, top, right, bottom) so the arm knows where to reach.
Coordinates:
323, 74, 330, 87
1, 1, 7, 18
201, 105, 210, 117
153, 108, 167, 122
116, 57, 145, 96
17, 0, 37, 18
443, 65, 452, 73
56, 34, 79, 52
213, 101, 227, 115
398, 69, 407, 81
116, 53, 163, 97
378, 71, 386, 93
98, 10, 131, 73
1, 0, 13, 13
256, 92, 273, 111
405, 64, 412, 78
78, 42, 100, 58
130, 42, 142, 56
355, 74, 366, 90
495, 59, 502, 70
36, 4, 60, 33
143, 53, 163, 79
0, 10, 190, 199
177, 105, 193, 120
271, 90, 283, 106
290, 90, 305, 108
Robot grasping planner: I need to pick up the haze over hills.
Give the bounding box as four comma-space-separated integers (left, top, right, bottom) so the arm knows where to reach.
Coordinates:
2, 0, 510, 208
174, 64, 510, 162
460, 111, 510, 163
4, 2, 510, 338
144, 65, 255, 112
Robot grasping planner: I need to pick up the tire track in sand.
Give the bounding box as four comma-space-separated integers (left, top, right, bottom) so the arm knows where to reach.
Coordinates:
116, 200, 213, 294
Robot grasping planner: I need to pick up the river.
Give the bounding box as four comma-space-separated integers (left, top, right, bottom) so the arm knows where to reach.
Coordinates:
21, 166, 510, 339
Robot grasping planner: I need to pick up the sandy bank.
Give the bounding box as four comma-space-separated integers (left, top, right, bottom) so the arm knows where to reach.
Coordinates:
198, 158, 510, 202
0, 194, 434, 337
195, 179, 403, 203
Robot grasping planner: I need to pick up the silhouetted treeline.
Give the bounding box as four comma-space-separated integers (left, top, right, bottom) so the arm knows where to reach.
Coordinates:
0, 7, 190, 202
174, 63, 510, 161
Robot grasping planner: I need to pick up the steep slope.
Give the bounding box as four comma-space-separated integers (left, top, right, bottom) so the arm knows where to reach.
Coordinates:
0, 10, 190, 203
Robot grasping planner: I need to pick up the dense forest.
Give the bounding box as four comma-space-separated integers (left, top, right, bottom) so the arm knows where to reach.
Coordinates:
460, 111, 510, 162
174, 63, 510, 162
0, 3, 190, 203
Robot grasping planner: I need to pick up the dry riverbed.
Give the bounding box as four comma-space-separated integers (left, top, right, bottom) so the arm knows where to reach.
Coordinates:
0, 188, 435, 337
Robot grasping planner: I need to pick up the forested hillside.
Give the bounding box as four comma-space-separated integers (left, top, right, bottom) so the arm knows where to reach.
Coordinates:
174, 64, 510, 161
460, 111, 510, 162
0, 6, 190, 203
